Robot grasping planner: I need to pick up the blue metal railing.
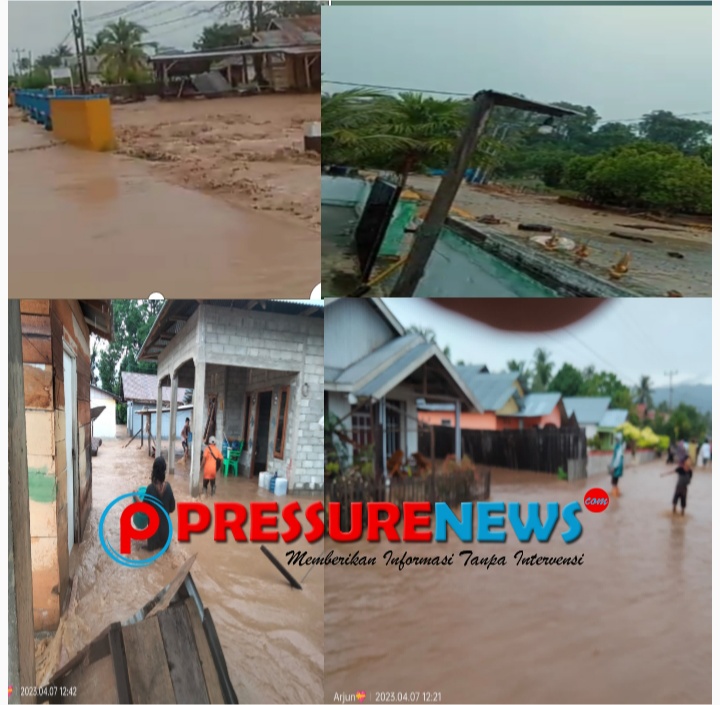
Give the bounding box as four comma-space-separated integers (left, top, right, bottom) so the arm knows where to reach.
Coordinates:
13, 88, 68, 130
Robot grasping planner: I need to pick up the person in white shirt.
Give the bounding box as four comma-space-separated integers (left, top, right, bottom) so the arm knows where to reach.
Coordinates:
699, 439, 711, 467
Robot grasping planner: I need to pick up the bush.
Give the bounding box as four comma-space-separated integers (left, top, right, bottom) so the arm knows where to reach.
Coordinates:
566, 144, 711, 214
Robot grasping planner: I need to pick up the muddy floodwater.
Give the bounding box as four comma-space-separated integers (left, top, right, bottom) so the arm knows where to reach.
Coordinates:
9, 93, 320, 298
324, 460, 711, 704
36, 437, 323, 704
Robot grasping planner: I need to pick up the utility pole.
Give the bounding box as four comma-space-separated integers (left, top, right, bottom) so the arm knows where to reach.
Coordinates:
665, 370, 678, 412
76, 1, 90, 91
391, 91, 497, 296
71, 10, 86, 92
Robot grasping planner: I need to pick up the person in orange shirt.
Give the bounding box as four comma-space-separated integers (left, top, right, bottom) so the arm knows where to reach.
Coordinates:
202, 436, 222, 496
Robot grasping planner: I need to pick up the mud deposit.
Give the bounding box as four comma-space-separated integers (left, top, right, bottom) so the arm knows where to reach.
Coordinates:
408, 175, 711, 297
324, 460, 711, 703
113, 94, 320, 232
36, 437, 323, 704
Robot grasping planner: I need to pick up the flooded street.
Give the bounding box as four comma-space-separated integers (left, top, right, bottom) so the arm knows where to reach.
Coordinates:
9, 112, 318, 299
324, 460, 711, 704
37, 437, 323, 704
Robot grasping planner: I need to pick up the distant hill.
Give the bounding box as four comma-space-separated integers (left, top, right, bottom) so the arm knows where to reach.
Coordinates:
652, 384, 712, 414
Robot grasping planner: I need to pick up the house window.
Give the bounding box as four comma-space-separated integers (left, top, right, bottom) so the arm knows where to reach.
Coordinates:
440, 419, 452, 427
351, 409, 373, 449
273, 387, 290, 459
386, 401, 405, 456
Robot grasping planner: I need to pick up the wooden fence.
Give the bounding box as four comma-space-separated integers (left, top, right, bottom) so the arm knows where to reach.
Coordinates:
324, 469, 491, 533
419, 425, 587, 476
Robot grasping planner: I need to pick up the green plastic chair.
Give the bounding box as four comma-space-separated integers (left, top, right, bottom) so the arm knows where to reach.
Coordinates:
223, 442, 244, 477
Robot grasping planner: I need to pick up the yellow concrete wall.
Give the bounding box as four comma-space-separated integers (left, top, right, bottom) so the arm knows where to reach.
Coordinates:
49, 97, 115, 152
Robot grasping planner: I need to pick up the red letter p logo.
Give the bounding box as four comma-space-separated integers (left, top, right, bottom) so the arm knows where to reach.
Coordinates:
119, 503, 160, 554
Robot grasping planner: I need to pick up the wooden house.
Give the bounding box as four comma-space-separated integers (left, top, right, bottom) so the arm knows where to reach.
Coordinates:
20, 300, 113, 631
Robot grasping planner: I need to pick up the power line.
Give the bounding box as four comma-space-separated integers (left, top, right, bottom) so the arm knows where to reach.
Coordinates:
321, 80, 711, 124
83, 1, 156, 23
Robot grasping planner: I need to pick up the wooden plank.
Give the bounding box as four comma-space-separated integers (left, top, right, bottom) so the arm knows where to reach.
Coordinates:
158, 604, 209, 704
21, 313, 51, 337
54, 655, 119, 704
108, 623, 132, 705
20, 299, 51, 315
202, 609, 239, 704
122, 617, 176, 704
22, 335, 52, 364
123, 555, 197, 627
183, 600, 225, 705
23, 363, 53, 409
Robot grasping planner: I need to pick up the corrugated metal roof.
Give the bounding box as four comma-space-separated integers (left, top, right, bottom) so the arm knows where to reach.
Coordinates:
512, 392, 561, 418
599, 409, 628, 429
334, 335, 423, 388
356, 340, 435, 398
456, 366, 519, 412
563, 397, 612, 424
121, 372, 190, 404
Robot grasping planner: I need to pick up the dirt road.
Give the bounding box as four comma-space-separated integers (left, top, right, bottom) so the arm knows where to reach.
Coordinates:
35, 438, 324, 704
113, 93, 320, 232
409, 175, 711, 297
324, 460, 711, 703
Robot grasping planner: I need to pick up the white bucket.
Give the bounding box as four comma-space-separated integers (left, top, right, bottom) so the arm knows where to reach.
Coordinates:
274, 477, 288, 496
258, 471, 270, 490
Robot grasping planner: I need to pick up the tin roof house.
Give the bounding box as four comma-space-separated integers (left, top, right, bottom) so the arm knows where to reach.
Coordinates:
138, 300, 324, 494
324, 298, 480, 476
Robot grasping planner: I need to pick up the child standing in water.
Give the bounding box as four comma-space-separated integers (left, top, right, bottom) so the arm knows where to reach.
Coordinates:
662, 456, 693, 516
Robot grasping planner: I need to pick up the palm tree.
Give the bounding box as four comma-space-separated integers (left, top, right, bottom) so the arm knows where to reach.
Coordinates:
321, 88, 398, 166
52, 43, 73, 62
531, 348, 554, 392
87, 33, 108, 54
635, 375, 653, 408
507, 360, 531, 392
96, 18, 156, 83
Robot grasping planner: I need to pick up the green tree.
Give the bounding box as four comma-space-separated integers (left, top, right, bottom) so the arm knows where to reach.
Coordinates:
96, 18, 156, 83
531, 348, 554, 392
93, 300, 163, 421
637, 110, 711, 154
549, 363, 584, 397
507, 360, 531, 392
194, 22, 249, 50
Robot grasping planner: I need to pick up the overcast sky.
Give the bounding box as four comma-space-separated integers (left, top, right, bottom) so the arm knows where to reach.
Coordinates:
8, 1, 226, 69
383, 298, 711, 388
322, 4, 711, 122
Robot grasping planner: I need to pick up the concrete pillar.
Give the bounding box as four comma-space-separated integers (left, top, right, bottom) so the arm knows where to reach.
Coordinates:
8, 300, 36, 702
455, 400, 462, 459
156, 379, 163, 460
190, 360, 206, 497
168, 372, 178, 475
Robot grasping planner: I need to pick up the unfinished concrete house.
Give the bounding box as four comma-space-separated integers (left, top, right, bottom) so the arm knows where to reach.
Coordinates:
20, 300, 113, 631
137, 300, 324, 494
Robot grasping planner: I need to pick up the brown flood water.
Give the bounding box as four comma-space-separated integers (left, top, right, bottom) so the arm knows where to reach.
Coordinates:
36, 438, 323, 704
8, 122, 318, 299
324, 461, 711, 704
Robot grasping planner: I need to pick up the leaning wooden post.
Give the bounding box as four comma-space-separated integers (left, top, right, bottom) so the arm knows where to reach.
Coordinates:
260, 546, 302, 590
391, 91, 496, 296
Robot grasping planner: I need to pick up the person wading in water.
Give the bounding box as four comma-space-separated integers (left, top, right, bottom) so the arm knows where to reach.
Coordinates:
609, 431, 625, 497
141, 456, 176, 551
